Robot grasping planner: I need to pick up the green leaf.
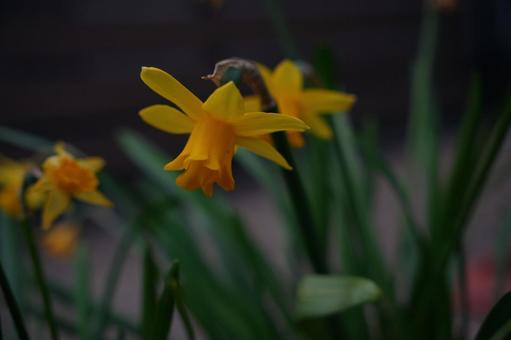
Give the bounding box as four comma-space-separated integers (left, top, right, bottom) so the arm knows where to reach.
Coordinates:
295, 275, 382, 319
0, 260, 29, 339
141, 244, 158, 340
148, 261, 179, 340
0, 126, 53, 152
74, 246, 91, 340
476, 292, 511, 340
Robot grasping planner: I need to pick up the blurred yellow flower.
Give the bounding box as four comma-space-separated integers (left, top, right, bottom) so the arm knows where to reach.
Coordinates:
29, 143, 112, 229
255, 60, 356, 147
0, 158, 26, 217
42, 221, 79, 258
139, 67, 309, 196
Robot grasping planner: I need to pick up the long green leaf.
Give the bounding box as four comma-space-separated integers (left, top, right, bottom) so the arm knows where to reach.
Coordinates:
74, 246, 91, 340
296, 275, 382, 319
0, 126, 52, 152
141, 243, 158, 340
0, 260, 29, 339
148, 261, 179, 340
476, 292, 511, 340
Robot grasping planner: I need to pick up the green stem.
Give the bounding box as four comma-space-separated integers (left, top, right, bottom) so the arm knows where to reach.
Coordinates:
21, 220, 59, 340
457, 242, 469, 340
273, 132, 327, 274
0, 260, 30, 340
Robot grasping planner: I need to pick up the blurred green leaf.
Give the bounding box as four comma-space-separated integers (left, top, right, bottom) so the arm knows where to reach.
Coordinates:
0, 126, 52, 152
147, 202, 279, 340
0, 259, 29, 339
118, 129, 290, 336
141, 243, 158, 339
476, 292, 511, 340
74, 246, 91, 340
93, 231, 135, 337
296, 275, 382, 319
0, 214, 25, 310
407, 6, 440, 230
148, 261, 179, 340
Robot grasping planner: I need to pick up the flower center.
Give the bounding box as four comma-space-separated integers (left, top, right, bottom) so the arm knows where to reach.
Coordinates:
49, 157, 97, 193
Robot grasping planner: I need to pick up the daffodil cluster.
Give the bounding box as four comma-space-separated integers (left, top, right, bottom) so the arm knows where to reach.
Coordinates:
139, 67, 309, 196
139, 60, 355, 196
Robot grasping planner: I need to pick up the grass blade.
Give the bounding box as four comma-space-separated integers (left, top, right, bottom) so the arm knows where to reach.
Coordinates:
476, 291, 511, 340
74, 246, 91, 340
0, 260, 30, 339
148, 261, 179, 340
141, 243, 159, 339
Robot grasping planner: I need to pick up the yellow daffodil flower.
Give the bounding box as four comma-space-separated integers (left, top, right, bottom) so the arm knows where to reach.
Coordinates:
0, 158, 47, 217
0, 158, 27, 217
254, 59, 356, 147
42, 221, 79, 258
139, 67, 309, 196
29, 143, 112, 229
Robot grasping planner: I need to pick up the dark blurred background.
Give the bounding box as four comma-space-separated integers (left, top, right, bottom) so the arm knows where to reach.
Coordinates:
1, 0, 510, 176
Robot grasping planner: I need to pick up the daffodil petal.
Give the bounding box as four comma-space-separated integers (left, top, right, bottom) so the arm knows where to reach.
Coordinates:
139, 104, 194, 134
74, 191, 113, 207
140, 67, 204, 120
236, 137, 291, 170
202, 81, 244, 121
54, 142, 73, 158
303, 115, 333, 139
244, 95, 262, 112
302, 89, 356, 114
257, 63, 274, 93
77, 157, 105, 172
30, 177, 54, 195
42, 189, 70, 229
272, 60, 303, 96
233, 112, 308, 137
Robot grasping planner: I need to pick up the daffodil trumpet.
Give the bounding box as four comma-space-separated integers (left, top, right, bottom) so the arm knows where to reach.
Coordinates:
139, 66, 309, 197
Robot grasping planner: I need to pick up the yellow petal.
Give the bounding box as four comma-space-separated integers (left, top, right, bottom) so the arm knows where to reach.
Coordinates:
272, 60, 303, 96
287, 132, 305, 148
54, 142, 73, 158
302, 89, 356, 114
140, 67, 204, 120
139, 104, 194, 134
202, 81, 244, 121
244, 95, 262, 112
257, 63, 274, 93
42, 189, 70, 229
303, 115, 333, 139
77, 157, 105, 172
74, 191, 113, 207
233, 112, 308, 137
276, 97, 301, 118
236, 137, 291, 170
30, 177, 54, 195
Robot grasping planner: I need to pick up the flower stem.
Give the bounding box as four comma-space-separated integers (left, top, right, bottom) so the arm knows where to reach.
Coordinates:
272, 132, 327, 274
0, 260, 30, 339
20, 220, 59, 340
